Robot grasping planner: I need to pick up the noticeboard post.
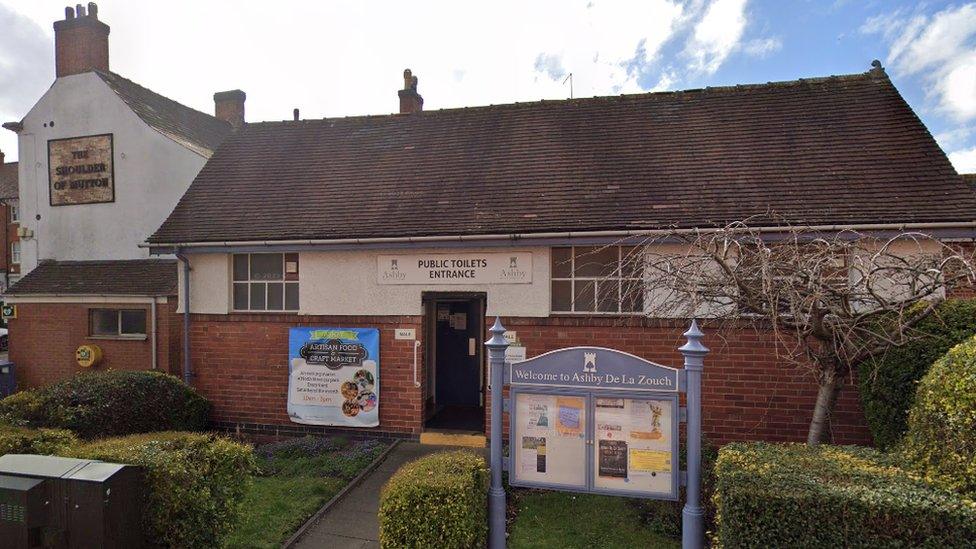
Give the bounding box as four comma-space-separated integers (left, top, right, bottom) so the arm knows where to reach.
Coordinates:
485, 318, 708, 549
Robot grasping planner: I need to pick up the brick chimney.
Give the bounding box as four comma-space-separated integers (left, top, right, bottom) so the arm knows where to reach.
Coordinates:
0, 149, 4, 166
214, 90, 246, 130
54, 3, 110, 78
398, 69, 423, 114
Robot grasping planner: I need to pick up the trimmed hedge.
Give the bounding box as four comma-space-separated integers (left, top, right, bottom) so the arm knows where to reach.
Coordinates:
0, 424, 77, 455
68, 432, 256, 549
901, 335, 976, 497
858, 299, 976, 449
713, 442, 976, 548
0, 370, 210, 438
379, 450, 489, 549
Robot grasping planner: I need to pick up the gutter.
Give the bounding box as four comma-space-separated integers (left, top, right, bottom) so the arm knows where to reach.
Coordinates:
141, 221, 976, 251
175, 250, 192, 385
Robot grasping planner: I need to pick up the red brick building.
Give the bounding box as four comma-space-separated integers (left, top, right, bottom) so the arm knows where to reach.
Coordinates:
0, 149, 21, 292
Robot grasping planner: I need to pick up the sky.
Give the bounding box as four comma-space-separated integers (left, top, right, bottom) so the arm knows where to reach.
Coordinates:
0, 0, 974, 173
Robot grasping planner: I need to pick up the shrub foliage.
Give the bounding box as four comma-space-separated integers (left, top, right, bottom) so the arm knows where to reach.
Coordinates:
901, 335, 976, 497
713, 442, 976, 548
378, 450, 489, 549
0, 370, 210, 438
0, 423, 77, 455
858, 299, 976, 449
68, 432, 256, 549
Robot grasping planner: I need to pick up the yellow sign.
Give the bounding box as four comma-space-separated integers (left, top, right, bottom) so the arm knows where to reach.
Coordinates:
75, 344, 103, 368
629, 449, 672, 473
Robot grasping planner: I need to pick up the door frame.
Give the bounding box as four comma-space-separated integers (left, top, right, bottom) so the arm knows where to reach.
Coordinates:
422, 291, 487, 422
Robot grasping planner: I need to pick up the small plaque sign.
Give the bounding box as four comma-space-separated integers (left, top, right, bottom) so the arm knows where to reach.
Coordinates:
48, 134, 115, 206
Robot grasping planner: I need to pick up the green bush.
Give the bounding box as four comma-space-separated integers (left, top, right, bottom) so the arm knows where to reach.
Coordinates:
67, 432, 256, 549
0, 424, 77, 455
858, 299, 976, 449
0, 370, 210, 438
713, 442, 976, 548
379, 450, 489, 549
901, 335, 976, 497
636, 438, 718, 539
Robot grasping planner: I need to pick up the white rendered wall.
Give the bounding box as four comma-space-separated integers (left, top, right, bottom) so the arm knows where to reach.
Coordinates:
16, 72, 209, 272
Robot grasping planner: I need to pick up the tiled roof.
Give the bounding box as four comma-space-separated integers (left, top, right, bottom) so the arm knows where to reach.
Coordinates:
149, 67, 976, 245
0, 162, 16, 201
96, 70, 232, 157
6, 259, 177, 296
963, 174, 976, 194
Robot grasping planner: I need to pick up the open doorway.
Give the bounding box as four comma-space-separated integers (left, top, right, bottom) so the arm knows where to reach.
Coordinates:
423, 292, 486, 433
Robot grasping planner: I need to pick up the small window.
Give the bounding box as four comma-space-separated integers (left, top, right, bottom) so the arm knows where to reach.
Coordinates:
9, 204, 18, 223
90, 309, 146, 337
550, 246, 644, 314
10, 241, 20, 265
232, 253, 299, 312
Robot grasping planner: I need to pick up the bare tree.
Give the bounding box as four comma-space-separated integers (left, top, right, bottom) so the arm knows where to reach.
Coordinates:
572, 219, 975, 445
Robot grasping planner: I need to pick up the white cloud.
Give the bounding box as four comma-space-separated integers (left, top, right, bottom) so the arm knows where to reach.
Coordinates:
948, 146, 976, 173
743, 37, 782, 58
684, 0, 748, 75
935, 127, 974, 150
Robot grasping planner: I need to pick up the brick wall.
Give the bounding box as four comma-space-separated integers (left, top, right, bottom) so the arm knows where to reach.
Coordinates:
9, 300, 180, 388
189, 313, 872, 445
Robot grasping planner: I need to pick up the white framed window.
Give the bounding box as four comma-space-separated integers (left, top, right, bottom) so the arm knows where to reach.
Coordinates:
10, 241, 20, 265
232, 253, 299, 312
90, 308, 146, 337
9, 204, 18, 223
551, 246, 644, 314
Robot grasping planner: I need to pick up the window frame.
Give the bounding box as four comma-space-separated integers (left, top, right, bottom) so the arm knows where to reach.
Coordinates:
10, 241, 19, 265
88, 308, 147, 339
9, 204, 18, 223
550, 246, 645, 315
231, 253, 300, 313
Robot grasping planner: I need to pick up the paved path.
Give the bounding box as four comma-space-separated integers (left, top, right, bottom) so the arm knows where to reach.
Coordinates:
292, 442, 466, 549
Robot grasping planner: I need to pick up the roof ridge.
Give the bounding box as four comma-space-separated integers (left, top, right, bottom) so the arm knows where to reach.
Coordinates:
94, 69, 224, 123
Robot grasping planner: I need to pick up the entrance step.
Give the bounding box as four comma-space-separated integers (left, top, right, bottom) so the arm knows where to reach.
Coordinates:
419, 430, 486, 448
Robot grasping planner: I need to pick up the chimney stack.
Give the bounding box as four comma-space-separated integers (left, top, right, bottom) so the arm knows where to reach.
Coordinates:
398, 69, 423, 114
214, 90, 246, 130
0, 149, 5, 166
54, 2, 110, 78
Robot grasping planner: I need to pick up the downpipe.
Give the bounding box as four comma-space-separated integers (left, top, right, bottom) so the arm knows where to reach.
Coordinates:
175, 250, 192, 385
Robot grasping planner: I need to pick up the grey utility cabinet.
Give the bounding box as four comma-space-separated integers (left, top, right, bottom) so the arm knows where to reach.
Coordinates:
0, 454, 142, 548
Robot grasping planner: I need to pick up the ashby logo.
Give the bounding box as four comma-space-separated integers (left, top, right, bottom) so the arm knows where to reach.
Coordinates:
381, 258, 405, 281
500, 256, 528, 281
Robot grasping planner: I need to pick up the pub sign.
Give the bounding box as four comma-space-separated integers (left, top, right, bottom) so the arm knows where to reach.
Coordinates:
48, 134, 115, 206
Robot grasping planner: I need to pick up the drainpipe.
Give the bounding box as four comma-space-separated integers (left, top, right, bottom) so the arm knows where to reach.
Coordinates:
150, 297, 157, 370
175, 250, 192, 384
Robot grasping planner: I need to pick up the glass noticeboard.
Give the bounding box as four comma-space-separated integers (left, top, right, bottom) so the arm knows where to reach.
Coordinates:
592, 397, 674, 496
511, 392, 587, 489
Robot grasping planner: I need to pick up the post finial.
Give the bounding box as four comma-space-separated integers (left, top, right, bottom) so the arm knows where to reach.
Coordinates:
486, 317, 508, 348
679, 319, 709, 355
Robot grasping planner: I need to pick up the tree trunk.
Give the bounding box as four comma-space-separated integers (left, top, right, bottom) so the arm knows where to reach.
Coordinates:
807, 370, 841, 446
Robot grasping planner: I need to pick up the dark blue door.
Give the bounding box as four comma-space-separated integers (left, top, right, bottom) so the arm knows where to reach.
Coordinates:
435, 300, 482, 407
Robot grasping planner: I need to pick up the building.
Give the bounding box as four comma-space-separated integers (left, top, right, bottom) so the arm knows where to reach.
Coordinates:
2, 4, 240, 387
146, 65, 976, 445
0, 149, 21, 291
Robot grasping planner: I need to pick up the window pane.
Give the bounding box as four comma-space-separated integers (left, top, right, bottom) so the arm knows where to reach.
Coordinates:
250, 253, 283, 281
120, 310, 146, 335
249, 283, 266, 310
621, 246, 643, 279
233, 254, 249, 281
551, 280, 571, 311
551, 247, 572, 278
597, 280, 619, 312
91, 309, 118, 336
622, 278, 644, 313
233, 283, 249, 310
285, 283, 299, 311
574, 280, 596, 312
574, 247, 618, 277
267, 282, 284, 310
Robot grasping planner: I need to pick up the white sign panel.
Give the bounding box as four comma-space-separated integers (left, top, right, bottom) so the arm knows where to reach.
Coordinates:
377, 253, 533, 285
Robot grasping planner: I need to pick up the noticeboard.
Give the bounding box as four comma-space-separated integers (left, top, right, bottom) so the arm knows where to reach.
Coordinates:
508, 347, 681, 500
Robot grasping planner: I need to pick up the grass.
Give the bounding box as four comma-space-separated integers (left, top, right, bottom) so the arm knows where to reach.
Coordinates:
508, 491, 680, 549
224, 436, 388, 549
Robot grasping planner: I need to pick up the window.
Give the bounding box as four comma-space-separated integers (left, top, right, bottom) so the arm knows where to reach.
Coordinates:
551, 246, 644, 314
10, 242, 20, 265
90, 309, 146, 337
232, 253, 299, 311
9, 204, 18, 223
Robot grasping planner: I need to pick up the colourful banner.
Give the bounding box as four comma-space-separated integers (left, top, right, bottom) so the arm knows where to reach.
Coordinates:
287, 327, 379, 427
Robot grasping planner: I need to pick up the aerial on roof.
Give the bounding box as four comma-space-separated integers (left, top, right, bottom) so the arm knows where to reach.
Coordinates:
95, 70, 232, 157
149, 66, 976, 246
0, 161, 16, 201
6, 259, 177, 296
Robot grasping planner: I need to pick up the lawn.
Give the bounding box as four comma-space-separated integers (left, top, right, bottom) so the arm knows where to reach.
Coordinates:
508, 491, 680, 549
225, 436, 388, 549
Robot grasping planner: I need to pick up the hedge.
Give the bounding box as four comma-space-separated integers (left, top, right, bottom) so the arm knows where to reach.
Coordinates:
858, 299, 976, 449
713, 442, 976, 548
67, 431, 256, 549
378, 450, 489, 548
637, 438, 719, 539
901, 335, 976, 497
0, 423, 77, 455
0, 370, 210, 438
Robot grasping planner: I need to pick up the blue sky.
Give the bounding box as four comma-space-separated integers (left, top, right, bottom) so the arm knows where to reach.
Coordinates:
1, 1, 974, 172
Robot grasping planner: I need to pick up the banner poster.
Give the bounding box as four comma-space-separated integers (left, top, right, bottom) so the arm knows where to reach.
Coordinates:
594, 397, 673, 494
287, 327, 380, 427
